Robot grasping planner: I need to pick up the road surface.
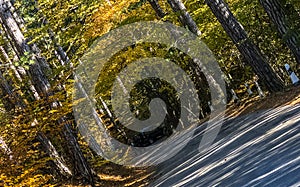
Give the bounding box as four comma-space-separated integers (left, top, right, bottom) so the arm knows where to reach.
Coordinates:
150, 104, 300, 187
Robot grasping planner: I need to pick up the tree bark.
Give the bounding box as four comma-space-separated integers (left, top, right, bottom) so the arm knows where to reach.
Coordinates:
0, 24, 43, 100
205, 0, 284, 92
0, 44, 41, 101
259, 0, 300, 64
5, 0, 24, 28
0, 136, 13, 160
62, 124, 95, 185
0, 70, 15, 110
167, 0, 202, 36
148, 0, 166, 18
37, 132, 73, 177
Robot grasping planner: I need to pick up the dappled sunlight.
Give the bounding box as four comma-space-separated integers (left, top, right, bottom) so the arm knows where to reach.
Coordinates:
98, 174, 131, 182
151, 104, 300, 186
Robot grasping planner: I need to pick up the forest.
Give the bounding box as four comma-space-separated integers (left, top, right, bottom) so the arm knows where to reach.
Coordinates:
0, 0, 299, 186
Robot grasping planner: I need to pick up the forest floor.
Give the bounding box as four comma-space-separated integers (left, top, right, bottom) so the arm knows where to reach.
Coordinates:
226, 85, 300, 117
65, 162, 155, 187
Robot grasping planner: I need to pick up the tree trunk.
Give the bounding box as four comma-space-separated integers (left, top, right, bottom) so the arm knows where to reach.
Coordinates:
0, 70, 15, 110
148, 0, 166, 19
205, 0, 284, 92
259, 0, 300, 64
167, 0, 202, 36
62, 124, 95, 185
5, 0, 24, 28
48, 23, 114, 151
0, 66, 74, 178
148, 0, 166, 18
37, 132, 73, 177
0, 136, 13, 160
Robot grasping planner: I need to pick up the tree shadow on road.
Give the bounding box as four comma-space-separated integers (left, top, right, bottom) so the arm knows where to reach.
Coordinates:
151, 104, 300, 187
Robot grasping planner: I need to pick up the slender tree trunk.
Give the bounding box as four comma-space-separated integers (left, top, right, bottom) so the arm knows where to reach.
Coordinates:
259, 0, 300, 64
0, 44, 40, 101
37, 132, 73, 177
62, 124, 95, 184
49, 30, 70, 66
0, 136, 13, 160
167, 0, 201, 36
0, 46, 21, 82
6, 0, 24, 28
148, 0, 166, 18
0, 70, 15, 110
205, 0, 284, 92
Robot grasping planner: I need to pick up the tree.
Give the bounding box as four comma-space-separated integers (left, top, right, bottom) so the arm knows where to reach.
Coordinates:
205, 0, 284, 92
259, 0, 300, 64
167, 0, 202, 36
148, 0, 166, 18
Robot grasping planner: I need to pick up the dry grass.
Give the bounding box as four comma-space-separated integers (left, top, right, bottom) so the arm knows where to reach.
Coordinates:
93, 162, 154, 187
226, 85, 300, 117
60, 162, 155, 187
